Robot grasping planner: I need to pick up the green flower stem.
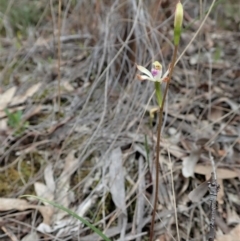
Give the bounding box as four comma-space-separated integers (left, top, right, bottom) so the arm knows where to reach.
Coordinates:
154, 82, 163, 107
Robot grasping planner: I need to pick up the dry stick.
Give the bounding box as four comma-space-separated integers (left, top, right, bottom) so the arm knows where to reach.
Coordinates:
207, 154, 219, 241
149, 46, 179, 241
57, 0, 62, 113
207, 172, 219, 241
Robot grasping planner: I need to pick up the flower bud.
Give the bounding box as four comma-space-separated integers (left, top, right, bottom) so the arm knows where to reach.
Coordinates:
174, 1, 183, 46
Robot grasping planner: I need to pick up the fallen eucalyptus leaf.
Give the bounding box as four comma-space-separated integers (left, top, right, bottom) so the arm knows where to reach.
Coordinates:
182, 150, 201, 178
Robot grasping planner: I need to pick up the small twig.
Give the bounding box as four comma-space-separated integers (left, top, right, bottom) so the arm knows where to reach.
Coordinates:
209, 152, 217, 180
1, 226, 18, 241
207, 153, 219, 241
207, 172, 219, 241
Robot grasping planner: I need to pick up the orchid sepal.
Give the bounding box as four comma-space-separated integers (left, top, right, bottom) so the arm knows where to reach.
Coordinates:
136, 64, 165, 83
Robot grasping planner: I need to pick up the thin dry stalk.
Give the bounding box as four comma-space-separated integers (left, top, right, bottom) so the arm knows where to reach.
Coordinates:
168, 151, 180, 241
57, 0, 62, 112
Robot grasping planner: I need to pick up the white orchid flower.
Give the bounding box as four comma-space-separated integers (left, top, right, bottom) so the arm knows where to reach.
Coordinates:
136, 61, 169, 83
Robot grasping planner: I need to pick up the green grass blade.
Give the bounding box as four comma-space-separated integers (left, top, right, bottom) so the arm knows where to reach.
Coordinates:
21, 195, 111, 241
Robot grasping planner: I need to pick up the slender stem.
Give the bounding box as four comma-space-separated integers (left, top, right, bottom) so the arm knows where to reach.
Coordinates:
57, 0, 62, 114
149, 45, 179, 241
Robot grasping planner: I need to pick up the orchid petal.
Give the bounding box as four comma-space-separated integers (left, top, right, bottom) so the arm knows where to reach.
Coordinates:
140, 75, 163, 83
137, 74, 155, 81
136, 64, 153, 79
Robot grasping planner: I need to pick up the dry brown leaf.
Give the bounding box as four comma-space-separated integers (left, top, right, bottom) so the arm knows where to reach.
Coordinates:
0, 198, 53, 224
196, 138, 209, 146
218, 149, 226, 156
21, 231, 39, 241
215, 224, 240, 241
34, 182, 54, 204
182, 150, 201, 178
37, 205, 54, 225
194, 165, 238, 179
156, 234, 169, 241
208, 106, 223, 122
24, 83, 41, 96
62, 81, 74, 92
0, 86, 16, 110
188, 180, 208, 202
11, 83, 42, 105
188, 178, 224, 205
0, 198, 30, 211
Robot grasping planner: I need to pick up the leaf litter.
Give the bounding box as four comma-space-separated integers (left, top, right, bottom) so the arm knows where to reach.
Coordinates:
108, 147, 127, 240
0, 0, 240, 240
